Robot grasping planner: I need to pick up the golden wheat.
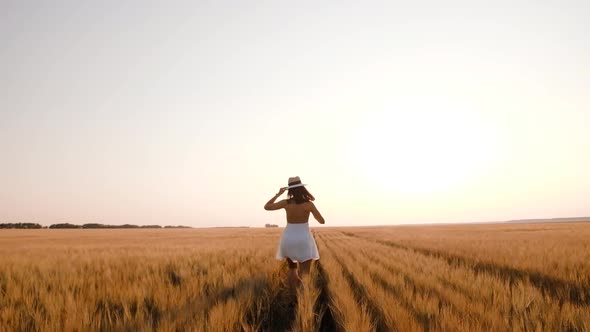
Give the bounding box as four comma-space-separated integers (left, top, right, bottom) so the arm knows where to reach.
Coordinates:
1, 222, 589, 331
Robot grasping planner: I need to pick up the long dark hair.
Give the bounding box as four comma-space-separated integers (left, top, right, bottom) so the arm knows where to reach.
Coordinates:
287, 186, 315, 204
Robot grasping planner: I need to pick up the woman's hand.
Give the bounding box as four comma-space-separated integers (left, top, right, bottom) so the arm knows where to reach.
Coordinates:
264, 188, 288, 211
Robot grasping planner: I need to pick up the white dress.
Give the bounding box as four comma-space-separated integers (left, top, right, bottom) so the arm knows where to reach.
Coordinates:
276, 222, 320, 262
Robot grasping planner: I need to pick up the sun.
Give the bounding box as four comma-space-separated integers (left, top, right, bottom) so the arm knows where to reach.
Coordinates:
349, 99, 498, 195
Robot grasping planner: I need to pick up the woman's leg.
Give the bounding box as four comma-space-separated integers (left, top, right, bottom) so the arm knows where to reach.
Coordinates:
286, 258, 301, 290
299, 259, 312, 278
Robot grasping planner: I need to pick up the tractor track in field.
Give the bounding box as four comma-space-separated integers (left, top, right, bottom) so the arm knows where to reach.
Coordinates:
341, 231, 590, 306
313, 260, 342, 332
312, 232, 343, 332
334, 238, 492, 330
321, 238, 392, 332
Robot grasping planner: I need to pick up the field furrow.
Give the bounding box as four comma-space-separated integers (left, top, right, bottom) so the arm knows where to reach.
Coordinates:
319, 233, 423, 332
330, 232, 586, 331
312, 260, 340, 332
332, 229, 590, 331
318, 237, 390, 331
334, 232, 512, 323
343, 231, 590, 306
313, 233, 376, 331
329, 234, 491, 331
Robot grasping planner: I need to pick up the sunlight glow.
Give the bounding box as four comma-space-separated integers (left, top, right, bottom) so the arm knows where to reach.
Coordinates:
350, 97, 500, 195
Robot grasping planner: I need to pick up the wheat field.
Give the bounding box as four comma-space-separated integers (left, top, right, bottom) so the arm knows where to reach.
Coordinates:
1, 222, 589, 331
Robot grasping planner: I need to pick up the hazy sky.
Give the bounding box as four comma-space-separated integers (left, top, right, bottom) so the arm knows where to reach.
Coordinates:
2, 1, 589, 227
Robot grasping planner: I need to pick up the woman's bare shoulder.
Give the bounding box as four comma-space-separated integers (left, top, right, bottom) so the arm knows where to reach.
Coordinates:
304, 201, 316, 209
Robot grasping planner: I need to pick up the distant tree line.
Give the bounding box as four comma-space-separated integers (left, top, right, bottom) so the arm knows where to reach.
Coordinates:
1, 223, 192, 229
0, 223, 43, 229
49, 223, 165, 229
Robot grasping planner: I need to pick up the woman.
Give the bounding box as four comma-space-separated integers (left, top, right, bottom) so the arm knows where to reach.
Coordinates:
264, 176, 325, 290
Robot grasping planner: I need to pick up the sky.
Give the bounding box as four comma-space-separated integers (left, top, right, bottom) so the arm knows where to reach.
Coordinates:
1, 1, 589, 227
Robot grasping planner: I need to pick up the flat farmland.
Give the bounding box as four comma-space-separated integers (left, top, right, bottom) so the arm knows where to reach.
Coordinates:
1, 223, 589, 331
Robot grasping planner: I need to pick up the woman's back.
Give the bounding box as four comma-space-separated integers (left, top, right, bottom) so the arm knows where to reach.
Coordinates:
285, 200, 312, 223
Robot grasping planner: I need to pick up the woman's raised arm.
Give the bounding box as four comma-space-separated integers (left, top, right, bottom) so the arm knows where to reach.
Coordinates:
264, 187, 288, 211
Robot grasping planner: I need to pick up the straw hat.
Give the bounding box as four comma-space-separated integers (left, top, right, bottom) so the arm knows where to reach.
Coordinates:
286, 176, 307, 189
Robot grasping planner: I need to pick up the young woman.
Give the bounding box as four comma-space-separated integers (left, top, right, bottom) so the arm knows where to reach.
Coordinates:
264, 176, 325, 290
